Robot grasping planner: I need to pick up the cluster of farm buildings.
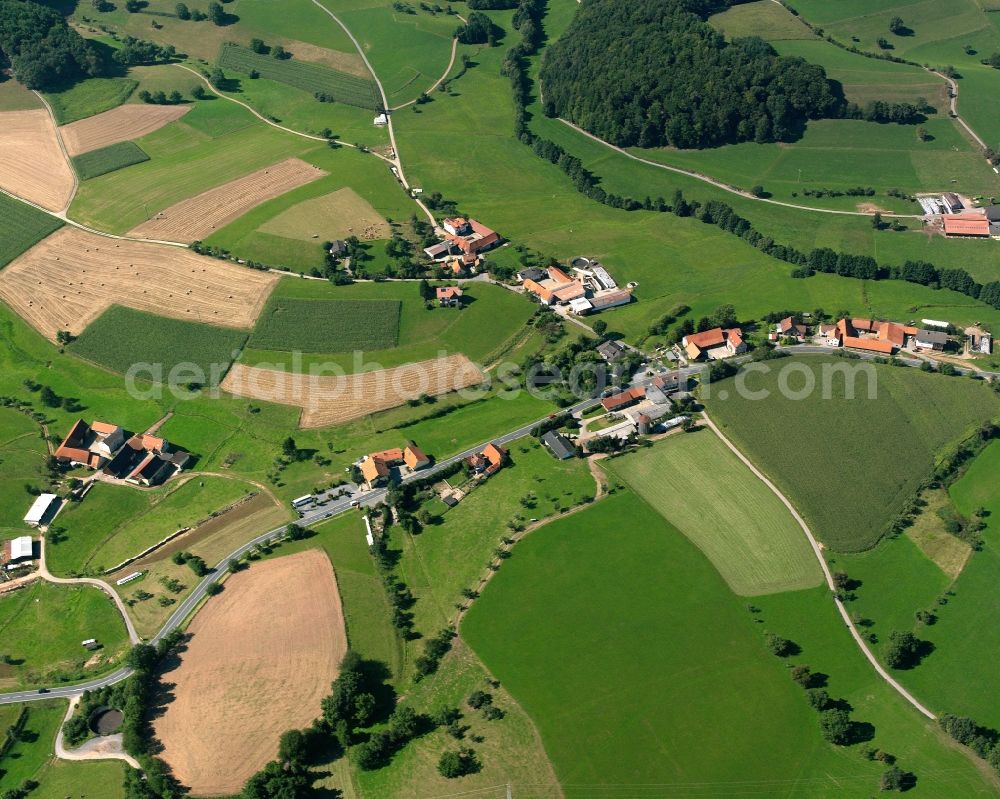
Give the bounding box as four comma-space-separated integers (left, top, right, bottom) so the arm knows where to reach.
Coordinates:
774, 315, 991, 356
355, 440, 507, 491
518, 257, 633, 315
423, 217, 501, 275
55, 419, 190, 487
921, 193, 1000, 239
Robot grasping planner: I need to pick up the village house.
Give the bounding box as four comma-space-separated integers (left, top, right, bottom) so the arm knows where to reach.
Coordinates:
54, 419, 126, 469
601, 386, 646, 413
541, 430, 576, 460
466, 442, 508, 477
104, 433, 190, 487
436, 286, 464, 307
358, 443, 430, 489
443, 217, 501, 256
774, 316, 807, 341
967, 327, 992, 355
830, 318, 914, 355
596, 340, 627, 362
682, 327, 745, 361
915, 329, 948, 351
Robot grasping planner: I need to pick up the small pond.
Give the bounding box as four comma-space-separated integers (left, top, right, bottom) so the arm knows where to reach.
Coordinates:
90, 708, 124, 736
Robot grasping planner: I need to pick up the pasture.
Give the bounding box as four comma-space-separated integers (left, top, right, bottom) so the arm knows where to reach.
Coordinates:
48, 476, 257, 577
218, 43, 378, 109
0, 110, 75, 212
0, 408, 49, 537
128, 157, 327, 243
72, 141, 150, 180
835, 441, 1000, 730
43, 77, 138, 125
463, 492, 906, 796
704, 357, 1000, 551
257, 187, 391, 242
0, 226, 279, 340
249, 297, 401, 352
221, 353, 484, 428
0, 193, 62, 269
0, 582, 129, 690
240, 280, 537, 372
605, 431, 822, 595
60, 103, 189, 157
70, 306, 249, 380
153, 549, 345, 795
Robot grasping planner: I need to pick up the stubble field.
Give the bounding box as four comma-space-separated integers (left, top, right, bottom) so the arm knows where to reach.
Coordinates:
60, 104, 190, 157
0, 110, 75, 211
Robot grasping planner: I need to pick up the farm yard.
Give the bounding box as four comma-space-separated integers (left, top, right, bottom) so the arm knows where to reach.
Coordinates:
71, 141, 150, 181
153, 549, 346, 795
128, 157, 328, 243
60, 103, 189, 157
249, 297, 402, 353
0, 110, 75, 212
221, 353, 484, 428
0, 227, 279, 340
257, 187, 391, 242
218, 42, 379, 109
704, 357, 1000, 551
605, 431, 823, 595
70, 306, 249, 379
0, 193, 63, 269
0, 582, 129, 690
47, 476, 258, 577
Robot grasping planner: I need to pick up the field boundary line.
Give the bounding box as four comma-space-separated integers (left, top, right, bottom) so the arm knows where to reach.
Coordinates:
556, 118, 925, 219
32, 90, 78, 214
700, 411, 938, 721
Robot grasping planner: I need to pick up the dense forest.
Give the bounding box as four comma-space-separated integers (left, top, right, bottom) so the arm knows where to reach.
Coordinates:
539, 0, 844, 148
0, 0, 105, 89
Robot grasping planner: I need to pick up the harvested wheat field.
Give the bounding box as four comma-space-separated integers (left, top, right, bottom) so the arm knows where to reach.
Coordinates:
258, 186, 390, 242
222, 354, 485, 427
0, 109, 75, 211
128, 158, 327, 242
0, 227, 279, 340
154, 550, 345, 796
60, 104, 190, 156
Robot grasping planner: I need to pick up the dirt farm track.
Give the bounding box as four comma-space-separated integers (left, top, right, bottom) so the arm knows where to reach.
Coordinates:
0, 227, 279, 339
222, 354, 486, 427
0, 109, 75, 211
153, 549, 346, 795
60, 104, 190, 156
128, 157, 327, 243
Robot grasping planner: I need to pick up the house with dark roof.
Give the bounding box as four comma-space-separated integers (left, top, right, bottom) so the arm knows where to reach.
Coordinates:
915, 329, 948, 351
541, 430, 575, 460
596, 339, 626, 362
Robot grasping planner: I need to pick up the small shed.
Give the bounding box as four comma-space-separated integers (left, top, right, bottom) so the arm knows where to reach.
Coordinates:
23, 493, 59, 528
5, 536, 35, 565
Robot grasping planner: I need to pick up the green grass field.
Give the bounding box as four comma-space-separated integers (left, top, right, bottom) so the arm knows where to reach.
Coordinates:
48, 477, 256, 576
0, 77, 42, 111
462, 491, 997, 797
241, 279, 536, 371
43, 77, 138, 125
0, 700, 126, 797
0, 582, 129, 689
72, 140, 150, 180
834, 441, 1000, 730
248, 297, 401, 352
0, 194, 63, 269
69, 306, 250, 381
0, 408, 50, 539
704, 357, 1000, 551
605, 431, 823, 595
219, 43, 378, 109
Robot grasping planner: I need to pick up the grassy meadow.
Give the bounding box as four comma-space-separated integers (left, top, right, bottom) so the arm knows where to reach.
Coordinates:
0, 700, 126, 798
0, 582, 129, 690
43, 76, 137, 125
0, 77, 43, 111
249, 296, 401, 352
605, 431, 823, 595
0, 407, 50, 539
70, 306, 250, 380
48, 476, 258, 576
462, 491, 997, 797
0, 194, 63, 269
704, 357, 1000, 551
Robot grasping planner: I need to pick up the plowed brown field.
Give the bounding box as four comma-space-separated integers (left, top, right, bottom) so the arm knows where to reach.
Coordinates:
0, 109, 75, 211
0, 227, 279, 339
221, 354, 485, 428
153, 550, 346, 796
60, 104, 190, 156
128, 158, 327, 242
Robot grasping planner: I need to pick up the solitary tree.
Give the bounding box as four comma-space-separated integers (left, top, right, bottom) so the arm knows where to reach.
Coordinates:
207, 1, 224, 24
282, 436, 298, 459
175, 2, 190, 18
191, 84, 205, 99
888, 16, 905, 34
